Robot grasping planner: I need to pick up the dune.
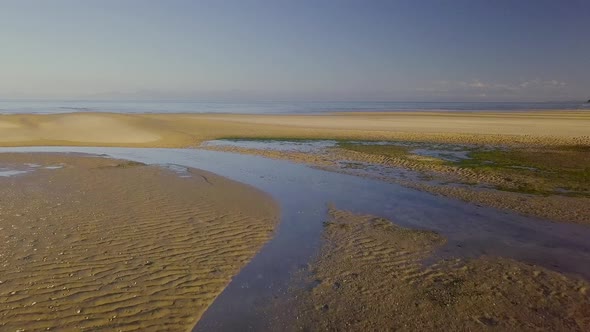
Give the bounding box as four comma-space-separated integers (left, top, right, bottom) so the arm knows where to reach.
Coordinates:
0, 153, 278, 331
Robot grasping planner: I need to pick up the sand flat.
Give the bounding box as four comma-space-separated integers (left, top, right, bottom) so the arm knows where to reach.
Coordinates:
199, 141, 590, 224
1, 110, 589, 147
178, 110, 590, 137
272, 208, 590, 331
0, 153, 278, 331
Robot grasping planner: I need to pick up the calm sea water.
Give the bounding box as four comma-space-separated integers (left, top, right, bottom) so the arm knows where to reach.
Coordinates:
0, 100, 588, 114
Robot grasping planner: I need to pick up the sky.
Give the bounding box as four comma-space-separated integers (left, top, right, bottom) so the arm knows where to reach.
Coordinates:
1, 0, 589, 102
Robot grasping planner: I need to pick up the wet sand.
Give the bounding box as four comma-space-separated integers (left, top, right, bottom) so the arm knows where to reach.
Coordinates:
0, 153, 278, 331
1, 110, 590, 329
274, 208, 590, 331
200, 143, 590, 224
3, 147, 590, 331
0, 111, 589, 147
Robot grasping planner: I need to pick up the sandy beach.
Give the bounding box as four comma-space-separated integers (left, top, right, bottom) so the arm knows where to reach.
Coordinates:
1, 110, 589, 330
5, 1, 590, 330
0, 111, 589, 147
272, 208, 590, 331
0, 153, 278, 331
1, 110, 588, 225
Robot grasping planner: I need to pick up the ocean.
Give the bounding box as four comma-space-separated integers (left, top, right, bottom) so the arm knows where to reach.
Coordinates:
0, 100, 588, 115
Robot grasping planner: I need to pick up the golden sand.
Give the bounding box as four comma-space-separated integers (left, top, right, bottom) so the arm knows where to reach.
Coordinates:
0, 153, 278, 331
0, 111, 589, 147
272, 208, 590, 331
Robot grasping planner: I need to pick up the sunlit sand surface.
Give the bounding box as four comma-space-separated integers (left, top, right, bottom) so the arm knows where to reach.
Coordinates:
0, 111, 589, 147
0, 153, 278, 331
0, 114, 160, 144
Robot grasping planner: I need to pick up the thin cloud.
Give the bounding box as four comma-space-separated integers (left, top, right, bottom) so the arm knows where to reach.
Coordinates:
416, 78, 571, 100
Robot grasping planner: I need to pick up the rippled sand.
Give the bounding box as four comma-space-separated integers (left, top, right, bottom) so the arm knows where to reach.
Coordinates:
0, 153, 278, 331
273, 208, 590, 331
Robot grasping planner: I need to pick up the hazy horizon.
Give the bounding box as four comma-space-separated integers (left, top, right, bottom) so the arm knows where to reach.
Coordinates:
0, 97, 587, 103
2, 0, 589, 102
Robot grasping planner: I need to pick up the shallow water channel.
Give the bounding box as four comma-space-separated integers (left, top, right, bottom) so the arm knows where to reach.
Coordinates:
1, 146, 589, 331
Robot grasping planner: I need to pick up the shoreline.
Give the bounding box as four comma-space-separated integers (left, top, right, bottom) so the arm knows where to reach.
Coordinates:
200, 142, 590, 225
1, 110, 589, 147
1, 110, 587, 225
0, 148, 583, 332
0, 153, 279, 331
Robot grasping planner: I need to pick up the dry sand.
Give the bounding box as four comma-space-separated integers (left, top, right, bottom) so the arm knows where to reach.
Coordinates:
272, 208, 590, 331
0, 153, 278, 331
1, 111, 589, 147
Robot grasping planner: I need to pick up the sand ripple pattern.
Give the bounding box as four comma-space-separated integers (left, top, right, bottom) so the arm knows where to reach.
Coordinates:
274, 208, 590, 331
0, 154, 278, 331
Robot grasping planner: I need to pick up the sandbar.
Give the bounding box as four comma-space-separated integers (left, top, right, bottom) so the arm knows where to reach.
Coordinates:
0, 111, 589, 147
272, 208, 590, 331
0, 153, 278, 331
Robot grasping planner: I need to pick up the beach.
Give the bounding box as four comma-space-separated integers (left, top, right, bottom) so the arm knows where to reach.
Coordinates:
0, 153, 278, 331
271, 208, 590, 331
5, 1, 590, 330
1, 110, 590, 330
2, 111, 589, 222
0, 111, 589, 147
201, 140, 590, 224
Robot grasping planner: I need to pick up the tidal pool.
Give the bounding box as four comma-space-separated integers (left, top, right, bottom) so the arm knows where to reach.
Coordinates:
202, 139, 474, 162
1, 146, 589, 331
202, 139, 339, 153
0, 163, 64, 177
0, 169, 30, 177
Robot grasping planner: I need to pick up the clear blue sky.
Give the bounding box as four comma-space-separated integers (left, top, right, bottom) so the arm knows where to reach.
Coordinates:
1, 0, 588, 101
